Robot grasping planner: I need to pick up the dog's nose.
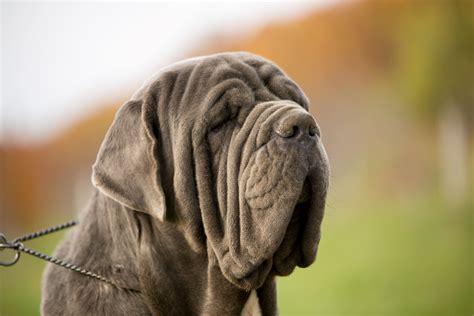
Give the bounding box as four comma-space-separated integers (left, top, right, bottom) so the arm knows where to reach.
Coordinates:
275, 109, 320, 140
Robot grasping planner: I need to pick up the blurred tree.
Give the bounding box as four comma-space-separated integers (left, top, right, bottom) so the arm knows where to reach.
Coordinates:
393, 0, 473, 206
2, 0, 472, 227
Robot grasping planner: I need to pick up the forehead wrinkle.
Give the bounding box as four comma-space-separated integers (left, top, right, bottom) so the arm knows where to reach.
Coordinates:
179, 60, 213, 111
242, 67, 282, 104
225, 58, 265, 92
209, 61, 246, 86
171, 68, 194, 118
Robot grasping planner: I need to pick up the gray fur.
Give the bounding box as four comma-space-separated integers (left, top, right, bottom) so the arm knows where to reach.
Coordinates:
41, 52, 330, 315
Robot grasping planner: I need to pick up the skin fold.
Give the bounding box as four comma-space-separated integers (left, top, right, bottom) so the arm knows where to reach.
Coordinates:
41, 52, 330, 315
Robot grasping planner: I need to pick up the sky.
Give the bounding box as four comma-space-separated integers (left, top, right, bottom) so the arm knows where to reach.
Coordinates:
1, 1, 337, 143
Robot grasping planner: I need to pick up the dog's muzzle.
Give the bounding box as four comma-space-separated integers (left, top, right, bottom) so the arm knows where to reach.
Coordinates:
226, 101, 329, 289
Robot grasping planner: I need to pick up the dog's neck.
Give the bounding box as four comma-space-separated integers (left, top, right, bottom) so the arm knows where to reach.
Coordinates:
95, 194, 275, 315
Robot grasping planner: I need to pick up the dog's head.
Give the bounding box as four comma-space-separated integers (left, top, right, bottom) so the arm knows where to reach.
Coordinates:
92, 52, 330, 290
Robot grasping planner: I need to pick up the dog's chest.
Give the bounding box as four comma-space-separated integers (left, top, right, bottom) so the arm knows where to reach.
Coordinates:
240, 290, 262, 316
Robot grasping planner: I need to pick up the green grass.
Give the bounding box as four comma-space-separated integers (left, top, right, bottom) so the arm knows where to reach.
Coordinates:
1, 197, 472, 315
278, 198, 472, 315
0, 231, 66, 316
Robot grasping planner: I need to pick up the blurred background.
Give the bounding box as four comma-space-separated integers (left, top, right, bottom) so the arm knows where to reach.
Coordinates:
1, 1, 472, 315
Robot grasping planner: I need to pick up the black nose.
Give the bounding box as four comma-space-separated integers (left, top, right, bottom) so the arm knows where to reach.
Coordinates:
275, 109, 320, 139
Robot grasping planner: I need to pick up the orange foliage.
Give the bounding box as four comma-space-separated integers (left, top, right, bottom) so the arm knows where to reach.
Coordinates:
2, 0, 463, 227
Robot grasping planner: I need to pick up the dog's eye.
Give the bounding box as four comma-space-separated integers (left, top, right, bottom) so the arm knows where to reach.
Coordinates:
208, 105, 237, 132
207, 120, 231, 157
209, 119, 229, 133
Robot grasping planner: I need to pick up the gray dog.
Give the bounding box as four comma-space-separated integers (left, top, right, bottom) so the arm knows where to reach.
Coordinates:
41, 52, 329, 315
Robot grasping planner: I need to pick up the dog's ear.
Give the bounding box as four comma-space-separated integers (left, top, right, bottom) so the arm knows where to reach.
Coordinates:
91, 98, 167, 221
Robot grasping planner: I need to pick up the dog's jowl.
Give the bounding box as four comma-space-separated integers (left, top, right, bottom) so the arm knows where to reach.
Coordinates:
41, 52, 330, 316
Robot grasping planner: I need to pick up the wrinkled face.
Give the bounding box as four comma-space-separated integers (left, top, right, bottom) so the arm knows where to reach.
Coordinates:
92, 52, 330, 292
205, 100, 329, 290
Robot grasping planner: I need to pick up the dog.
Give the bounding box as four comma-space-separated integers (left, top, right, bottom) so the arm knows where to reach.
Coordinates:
41, 52, 330, 315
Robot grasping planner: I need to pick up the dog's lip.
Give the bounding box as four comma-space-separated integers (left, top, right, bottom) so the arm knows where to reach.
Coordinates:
292, 177, 312, 226
271, 171, 326, 276
297, 177, 312, 203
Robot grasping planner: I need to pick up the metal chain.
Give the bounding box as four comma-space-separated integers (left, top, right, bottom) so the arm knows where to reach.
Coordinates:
13, 220, 78, 243
0, 220, 141, 293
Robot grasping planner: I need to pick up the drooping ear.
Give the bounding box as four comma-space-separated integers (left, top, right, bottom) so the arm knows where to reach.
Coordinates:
91, 99, 167, 221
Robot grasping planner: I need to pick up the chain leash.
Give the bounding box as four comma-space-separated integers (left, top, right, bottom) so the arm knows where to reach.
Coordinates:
0, 220, 141, 293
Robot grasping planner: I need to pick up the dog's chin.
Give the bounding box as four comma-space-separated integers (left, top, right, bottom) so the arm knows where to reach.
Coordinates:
222, 257, 273, 291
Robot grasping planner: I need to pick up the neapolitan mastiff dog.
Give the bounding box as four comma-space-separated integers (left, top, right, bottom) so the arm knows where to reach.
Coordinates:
42, 52, 329, 315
